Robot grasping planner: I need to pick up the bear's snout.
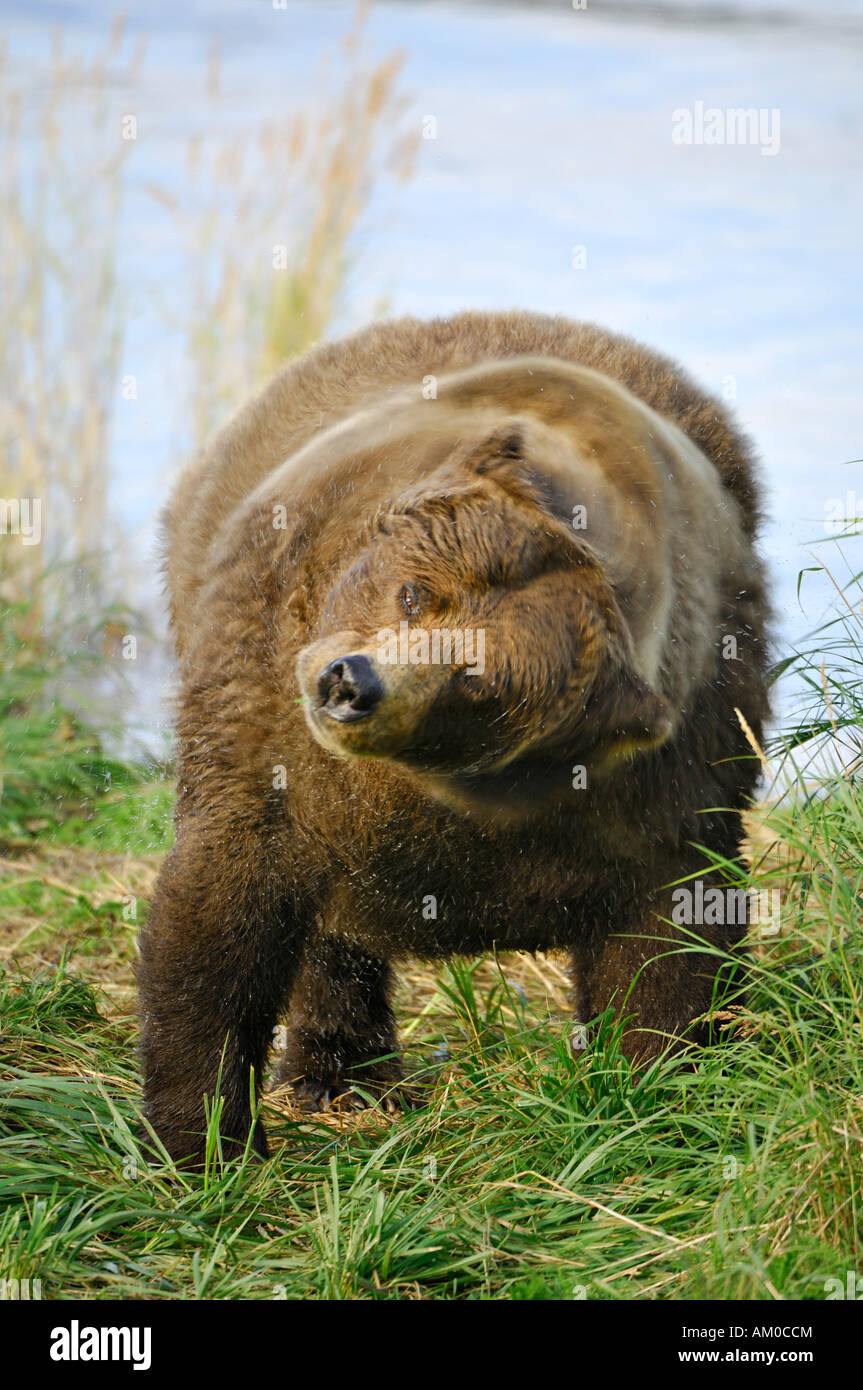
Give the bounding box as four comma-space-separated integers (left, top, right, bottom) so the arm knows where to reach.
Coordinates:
317, 654, 384, 722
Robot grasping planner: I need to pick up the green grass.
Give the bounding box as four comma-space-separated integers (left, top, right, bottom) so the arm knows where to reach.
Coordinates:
0, 903, 859, 1300
1, 773, 861, 1301
46, 781, 175, 855
1, 553, 861, 1299
0, 569, 154, 847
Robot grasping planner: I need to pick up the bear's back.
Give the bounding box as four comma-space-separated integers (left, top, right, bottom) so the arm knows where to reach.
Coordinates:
163, 311, 761, 646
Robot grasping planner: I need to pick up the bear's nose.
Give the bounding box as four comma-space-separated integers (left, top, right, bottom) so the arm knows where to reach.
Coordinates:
317, 654, 384, 721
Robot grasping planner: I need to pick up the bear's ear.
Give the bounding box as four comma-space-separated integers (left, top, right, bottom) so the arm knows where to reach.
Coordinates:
585, 654, 675, 771
463, 420, 549, 507
386, 423, 539, 518
469, 422, 526, 470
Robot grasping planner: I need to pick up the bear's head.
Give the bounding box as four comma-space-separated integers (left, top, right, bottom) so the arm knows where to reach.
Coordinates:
295, 423, 673, 816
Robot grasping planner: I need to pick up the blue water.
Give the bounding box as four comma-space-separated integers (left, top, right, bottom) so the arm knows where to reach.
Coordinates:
4, 0, 862, 747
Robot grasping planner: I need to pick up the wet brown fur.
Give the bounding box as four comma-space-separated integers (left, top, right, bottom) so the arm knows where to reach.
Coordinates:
138, 310, 770, 1162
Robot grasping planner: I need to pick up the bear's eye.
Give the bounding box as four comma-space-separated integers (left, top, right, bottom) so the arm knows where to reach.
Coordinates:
400, 583, 420, 616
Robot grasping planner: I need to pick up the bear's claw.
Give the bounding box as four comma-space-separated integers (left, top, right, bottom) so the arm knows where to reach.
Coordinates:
287, 1075, 419, 1115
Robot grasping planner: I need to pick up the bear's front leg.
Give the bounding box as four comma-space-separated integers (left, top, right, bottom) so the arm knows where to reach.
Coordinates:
572, 879, 748, 1062
272, 936, 403, 1112
138, 828, 302, 1164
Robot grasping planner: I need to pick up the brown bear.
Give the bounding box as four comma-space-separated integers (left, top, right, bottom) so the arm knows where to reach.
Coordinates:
138, 310, 770, 1163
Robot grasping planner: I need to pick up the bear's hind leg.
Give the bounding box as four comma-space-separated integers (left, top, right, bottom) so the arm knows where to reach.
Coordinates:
572, 881, 747, 1063
273, 937, 405, 1113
